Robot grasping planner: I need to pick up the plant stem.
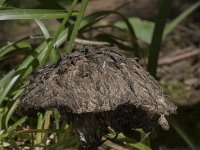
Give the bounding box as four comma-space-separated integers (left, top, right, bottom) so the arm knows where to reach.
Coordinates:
147, 0, 173, 77
67, 0, 89, 53
41, 0, 78, 65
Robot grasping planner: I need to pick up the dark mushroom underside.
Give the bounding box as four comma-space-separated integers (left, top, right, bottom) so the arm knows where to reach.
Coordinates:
60, 104, 158, 149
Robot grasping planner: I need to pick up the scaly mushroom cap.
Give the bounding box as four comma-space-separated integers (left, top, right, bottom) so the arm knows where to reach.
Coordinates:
21, 46, 176, 117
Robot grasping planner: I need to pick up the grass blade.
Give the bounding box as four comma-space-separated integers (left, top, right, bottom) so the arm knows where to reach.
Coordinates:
169, 118, 197, 150
66, 0, 88, 53
115, 17, 155, 44
35, 19, 58, 64
106, 133, 152, 150
35, 113, 44, 145
40, 0, 78, 65
8, 135, 20, 150
164, 1, 200, 37
80, 10, 139, 57
0, 9, 77, 20
96, 33, 133, 51
147, 0, 173, 77
0, 70, 15, 92
7, 116, 27, 133
0, 75, 20, 105
35, 19, 50, 39
0, 38, 31, 58
5, 99, 19, 128
0, 0, 6, 7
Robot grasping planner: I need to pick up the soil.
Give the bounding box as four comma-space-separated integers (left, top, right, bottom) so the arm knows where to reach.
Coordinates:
159, 11, 200, 106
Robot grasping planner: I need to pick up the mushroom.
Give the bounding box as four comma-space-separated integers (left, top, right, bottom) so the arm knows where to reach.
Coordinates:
20, 45, 177, 150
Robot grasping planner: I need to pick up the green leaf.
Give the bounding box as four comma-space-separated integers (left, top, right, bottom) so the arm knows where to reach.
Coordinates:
79, 11, 110, 32
169, 118, 197, 150
115, 17, 155, 44
128, 142, 152, 150
7, 116, 27, 133
0, 133, 9, 139
0, 8, 77, 20
106, 133, 152, 150
114, 1, 200, 46
52, 108, 60, 129
0, 2, 78, 105
0, 70, 15, 93
35, 19, 50, 39
164, 1, 200, 37
0, 0, 6, 7
35, 19, 58, 64
5, 99, 19, 128
0, 74, 20, 105
0, 106, 8, 130
66, 0, 88, 53
40, 0, 78, 65
0, 38, 31, 58
8, 135, 20, 150
95, 33, 132, 51
12, 86, 26, 100
80, 10, 139, 56
0, 41, 46, 105
35, 113, 44, 144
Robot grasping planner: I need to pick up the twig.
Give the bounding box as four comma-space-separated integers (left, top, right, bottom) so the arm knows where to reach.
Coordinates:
159, 48, 200, 66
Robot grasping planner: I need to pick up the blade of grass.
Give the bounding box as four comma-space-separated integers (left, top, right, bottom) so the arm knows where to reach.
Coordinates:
95, 33, 133, 51
112, 11, 139, 57
0, 38, 31, 58
0, 75, 20, 105
147, 0, 173, 77
41, 111, 51, 146
79, 10, 139, 57
0, 1, 78, 105
8, 135, 20, 150
164, 1, 200, 37
79, 11, 109, 32
106, 133, 152, 150
40, 0, 78, 65
0, 9, 77, 20
0, 0, 6, 7
35, 20, 50, 39
168, 118, 197, 150
52, 108, 60, 129
0, 26, 69, 105
14, 129, 68, 136
66, 0, 88, 53
5, 99, 19, 128
0, 106, 8, 130
0, 41, 46, 105
12, 86, 26, 100
0, 70, 15, 93
35, 19, 58, 64
115, 17, 155, 44
6, 116, 27, 133
35, 113, 44, 145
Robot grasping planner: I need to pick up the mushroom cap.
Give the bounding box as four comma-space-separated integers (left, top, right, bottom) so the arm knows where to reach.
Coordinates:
20, 46, 176, 117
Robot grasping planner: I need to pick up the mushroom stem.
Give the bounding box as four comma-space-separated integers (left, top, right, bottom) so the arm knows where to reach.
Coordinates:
71, 114, 105, 150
